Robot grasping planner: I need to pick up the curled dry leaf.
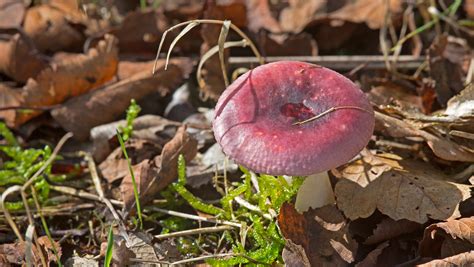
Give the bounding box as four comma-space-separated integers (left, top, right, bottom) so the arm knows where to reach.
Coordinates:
365, 217, 420, 245
121, 126, 198, 212
278, 203, 358, 266
0, 33, 48, 83
375, 111, 474, 162
109, 10, 169, 56
419, 217, 474, 258
23, 3, 85, 52
0, 0, 25, 29
51, 58, 191, 140
333, 152, 472, 223
0, 236, 61, 265
417, 251, 474, 267
11, 34, 119, 127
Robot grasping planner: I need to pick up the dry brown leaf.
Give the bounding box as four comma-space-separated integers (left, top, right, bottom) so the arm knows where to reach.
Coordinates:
428, 35, 468, 106
117, 60, 157, 80
0, 0, 25, 28
37, 236, 62, 264
99, 139, 163, 184
23, 4, 85, 52
0, 236, 61, 265
50, 58, 190, 140
109, 10, 169, 56
356, 241, 389, 267
419, 217, 474, 258
9, 34, 119, 127
333, 152, 472, 223
121, 126, 198, 212
0, 33, 48, 83
418, 251, 474, 266
365, 217, 420, 245
375, 111, 474, 162
328, 0, 402, 29
279, 0, 325, 33
278, 203, 358, 266
0, 84, 22, 127
246, 0, 282, 34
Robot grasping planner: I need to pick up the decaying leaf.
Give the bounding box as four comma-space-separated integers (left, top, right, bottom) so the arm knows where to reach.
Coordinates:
0, 33, 48, 83
419, 217, 474, 258
117, 60, 157, 80
100, 235, 135, 266
278, 203, 358, 266
0, 0, 25, 29
417, 251, 474, 266
91, 114, 181, 162
23, 3, 85, 52
333, 152, 472, 223
375, 111, 474, 162
121, 126, 198, 212
356, 241, 389, 267
0, 84, 22, 127
0, 236, 61, 265
428, 35, 468, 106
365, 217, 420, 245
51, 58, 191, 140
11, 34, 119, 127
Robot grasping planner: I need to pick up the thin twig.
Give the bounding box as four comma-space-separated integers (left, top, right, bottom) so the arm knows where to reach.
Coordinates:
147, 207, 242, 228
154, 225, 234, 239
49, 185, 123, 206
170, 253, 235, 265
293, 106, 372, 126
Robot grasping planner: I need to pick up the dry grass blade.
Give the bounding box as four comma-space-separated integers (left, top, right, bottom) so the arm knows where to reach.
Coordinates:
218, 20, 231, 87
0, 185, 23, 241
25, 224, 35, 266
164, 21, 199, 71
153, 19, 263, 75
197, 40, 248, 89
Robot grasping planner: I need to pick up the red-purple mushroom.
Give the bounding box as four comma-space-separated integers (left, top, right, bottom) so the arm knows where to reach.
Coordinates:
213, 61, 374, 209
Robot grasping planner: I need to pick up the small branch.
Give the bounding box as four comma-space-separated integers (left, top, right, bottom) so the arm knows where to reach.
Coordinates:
147, 207, 242, 228
293, 106, 372, 126
154, 225, 234, 239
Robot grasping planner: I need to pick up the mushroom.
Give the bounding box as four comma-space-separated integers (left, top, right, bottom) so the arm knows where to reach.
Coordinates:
213, 61, 374, 210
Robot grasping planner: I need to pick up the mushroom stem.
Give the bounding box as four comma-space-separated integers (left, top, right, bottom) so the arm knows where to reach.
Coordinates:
295, 172, 335, 213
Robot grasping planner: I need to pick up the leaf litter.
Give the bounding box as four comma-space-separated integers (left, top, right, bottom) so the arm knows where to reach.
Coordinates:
0, 0, 474, 266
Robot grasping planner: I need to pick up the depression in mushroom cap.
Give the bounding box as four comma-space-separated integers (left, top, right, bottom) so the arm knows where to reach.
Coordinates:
213, 61, 374, 176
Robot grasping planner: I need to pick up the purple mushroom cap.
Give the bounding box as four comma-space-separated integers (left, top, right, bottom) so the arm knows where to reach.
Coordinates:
213, 61, 374, 176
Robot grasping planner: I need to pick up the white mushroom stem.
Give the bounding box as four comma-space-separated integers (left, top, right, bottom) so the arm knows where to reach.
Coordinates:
295, 172, 335, 213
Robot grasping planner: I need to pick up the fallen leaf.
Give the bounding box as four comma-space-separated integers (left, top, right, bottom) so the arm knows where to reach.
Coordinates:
0, 84, 22, 127
428, 35, 468, 106
328, 0, 402, 29
375, 111, 474, 162
0, 33, 48, 83
356, 241, 389, 267
417, 251, 474, 266
117, 60, 157, 80
64, 255, 99, 267
282, 239, 311, 267
333, 152, 472, 223
246, 0, 282, 35
99, 139, 163, 184
365, 217, 420, 245
0, 236, 61, 265
419, 217, 474, 258
23, 3, 86, 52
278, 203, 358, 266
121, 126, 198, 212
278, 0, 326, 33
109, 9, 169, 56
12, 34, 119, 127
51, 58, 191, 140
91, 114, 180, 162
0, 0, 25, 29
37, 236, 62, 263
100, 235, 135, 266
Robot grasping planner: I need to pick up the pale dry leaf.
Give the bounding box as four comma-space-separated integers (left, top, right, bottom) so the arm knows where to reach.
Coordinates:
37, 236, 62, 263
278, 203, 358, 266
282, 238, 311, 267
328, 0, 402, 29
417, 251, 474, 267
445, 83, 474, 119
279, 0, 325, 33
334, 153, 472, 223
419, 217, 474, 258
